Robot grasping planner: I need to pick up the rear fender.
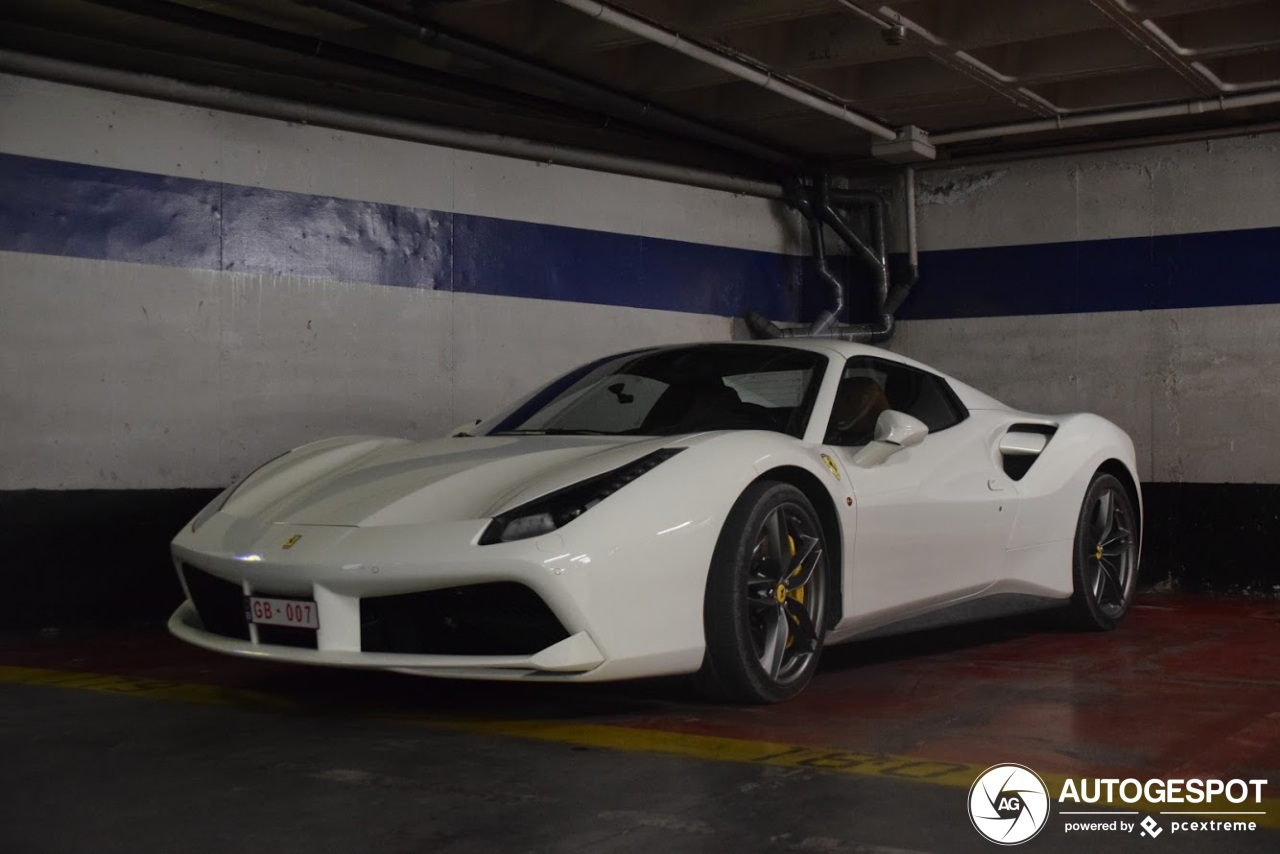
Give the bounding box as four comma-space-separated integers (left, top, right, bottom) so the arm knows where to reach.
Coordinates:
1007, 414, 1140, 551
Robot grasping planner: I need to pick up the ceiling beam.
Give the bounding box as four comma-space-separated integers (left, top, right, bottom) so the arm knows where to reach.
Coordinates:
425, 0, 840, 56
554, 1, 1117, 78
1117, 0, 1262, 17
1088, 0, 1221, 94
962, 28, 1158, 85
549, 0, 898, 140
1146, 1, 1280, 57
832, 0, 1057, 118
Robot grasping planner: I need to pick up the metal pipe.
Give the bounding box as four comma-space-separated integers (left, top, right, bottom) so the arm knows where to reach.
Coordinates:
808, 190, 896, 341
746, 310, 894, 342
0, 49, 787, 199
905, 167, 919, 270
301, 0, 804, 171
820, 199, 887, 311
883, 167, 919, 316
751, 209, 843, 339
83, 0, 643, 133
808, 317, 894, 342
812, 183, 846, 327
550, 0, 898, 142
748, 169, 921, 343
747, 180, 898, 343
915, 119, 1280, 170
805, 216, 841, 336
934, 88, 1280, 144
828, 188, 889, 302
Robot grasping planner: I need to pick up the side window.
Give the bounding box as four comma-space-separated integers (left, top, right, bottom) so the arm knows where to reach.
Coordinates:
884, 363, 968, 433
826, 357, 967, 445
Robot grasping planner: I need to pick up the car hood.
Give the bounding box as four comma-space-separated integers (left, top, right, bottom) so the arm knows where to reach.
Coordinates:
220, 434, 678, 527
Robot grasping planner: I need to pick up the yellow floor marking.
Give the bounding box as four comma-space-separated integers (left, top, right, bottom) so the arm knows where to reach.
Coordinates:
2, 664, 1277, 829
0, 665, 292, 711
438, 717, 979, 783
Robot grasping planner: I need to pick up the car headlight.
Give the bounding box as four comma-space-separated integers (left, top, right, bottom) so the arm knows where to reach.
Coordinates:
480, 448, 684, 544
190, 450, 292, 533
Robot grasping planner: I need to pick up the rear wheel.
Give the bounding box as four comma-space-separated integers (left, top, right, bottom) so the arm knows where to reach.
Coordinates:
698, 481, 829, 703
1068, 472, 1139, 630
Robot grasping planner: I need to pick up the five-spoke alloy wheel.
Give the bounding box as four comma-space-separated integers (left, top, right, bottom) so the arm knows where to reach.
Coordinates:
1069, 472, 1139, 630
699, 481, 829, 703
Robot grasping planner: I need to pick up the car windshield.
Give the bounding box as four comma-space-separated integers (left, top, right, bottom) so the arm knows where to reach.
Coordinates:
478, 345, 827, 439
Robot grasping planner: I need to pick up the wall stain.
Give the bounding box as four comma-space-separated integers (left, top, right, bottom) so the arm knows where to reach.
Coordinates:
917, 169, 1008, 205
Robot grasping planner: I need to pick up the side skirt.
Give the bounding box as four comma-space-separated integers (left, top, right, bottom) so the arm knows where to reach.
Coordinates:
830, 593, 1067, 644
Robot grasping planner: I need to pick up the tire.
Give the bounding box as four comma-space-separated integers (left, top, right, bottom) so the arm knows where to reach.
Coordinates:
697, 481, 829, 703
1068, 472, 1139, 631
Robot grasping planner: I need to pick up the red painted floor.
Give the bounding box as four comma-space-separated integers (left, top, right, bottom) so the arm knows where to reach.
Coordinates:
4, 594, 1278, 783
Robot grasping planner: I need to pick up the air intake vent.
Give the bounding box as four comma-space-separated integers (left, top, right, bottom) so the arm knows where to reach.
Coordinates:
1000, 424, 1057, 481
181, 564, 249, 640
360, 583, 569, 656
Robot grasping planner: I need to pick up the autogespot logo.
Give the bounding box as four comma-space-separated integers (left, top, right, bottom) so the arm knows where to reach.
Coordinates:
969, 764, 1051, 845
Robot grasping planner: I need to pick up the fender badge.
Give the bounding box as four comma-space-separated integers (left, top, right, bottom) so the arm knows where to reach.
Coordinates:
282, 534, 302, 550
820, 453, 841, 481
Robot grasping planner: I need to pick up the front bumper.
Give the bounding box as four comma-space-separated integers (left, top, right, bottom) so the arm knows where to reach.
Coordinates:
168, 601, 606, 679
169, 510, 714, 682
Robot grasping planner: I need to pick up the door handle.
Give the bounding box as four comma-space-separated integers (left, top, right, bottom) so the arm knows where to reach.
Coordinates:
987, 478, 1006, 491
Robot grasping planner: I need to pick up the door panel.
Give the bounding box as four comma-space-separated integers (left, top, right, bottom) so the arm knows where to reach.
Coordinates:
821, 356, 1017, 624
833, 424, 1017, 621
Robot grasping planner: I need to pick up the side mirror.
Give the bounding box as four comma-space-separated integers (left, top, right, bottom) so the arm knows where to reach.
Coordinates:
874, 410, 928, 447
852, 410, 929, 468
449, 419, 482, 438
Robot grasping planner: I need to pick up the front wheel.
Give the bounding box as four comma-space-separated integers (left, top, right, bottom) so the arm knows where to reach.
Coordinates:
1068, 472, 1139, 630
698, 481, 829, 703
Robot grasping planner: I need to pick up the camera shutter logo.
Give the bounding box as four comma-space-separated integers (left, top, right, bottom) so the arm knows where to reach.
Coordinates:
969, 764, 1050, 845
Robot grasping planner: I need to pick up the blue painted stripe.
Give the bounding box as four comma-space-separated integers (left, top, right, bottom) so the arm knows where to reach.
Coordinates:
896, 227, 1280, 319
0, 155, 222, 270
4, 152, 1278, 321
452, 214, 799, 317
221, 183, 452, 289
0, 152, 800, 319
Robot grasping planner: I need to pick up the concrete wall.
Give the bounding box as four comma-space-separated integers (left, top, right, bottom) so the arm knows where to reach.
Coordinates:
886, 133, 1280, 592
0, 72, 807, 492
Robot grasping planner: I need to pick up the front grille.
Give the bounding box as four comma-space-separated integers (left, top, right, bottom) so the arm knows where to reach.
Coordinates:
181, 564, 317, 649
360, 583, 569, 656
182, 564, 249, 640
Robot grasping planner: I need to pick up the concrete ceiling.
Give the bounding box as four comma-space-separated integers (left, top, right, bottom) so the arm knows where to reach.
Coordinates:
4, 0, 1279, 178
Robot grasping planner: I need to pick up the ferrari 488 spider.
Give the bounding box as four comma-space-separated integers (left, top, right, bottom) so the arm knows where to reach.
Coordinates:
170, 340, 1141, 702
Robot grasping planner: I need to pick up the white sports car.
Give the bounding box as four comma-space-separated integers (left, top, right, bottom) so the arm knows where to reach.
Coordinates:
170, 340, 1141, 703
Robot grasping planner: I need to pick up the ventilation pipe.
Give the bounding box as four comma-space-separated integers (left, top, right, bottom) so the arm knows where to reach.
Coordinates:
747, 168, 918, 343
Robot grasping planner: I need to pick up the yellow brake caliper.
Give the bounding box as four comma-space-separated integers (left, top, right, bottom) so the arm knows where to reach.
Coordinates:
784, 534, 805, 647
786, 535, 806, 605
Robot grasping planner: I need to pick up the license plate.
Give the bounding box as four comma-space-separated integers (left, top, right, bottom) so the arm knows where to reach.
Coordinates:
245, 596, 319, 630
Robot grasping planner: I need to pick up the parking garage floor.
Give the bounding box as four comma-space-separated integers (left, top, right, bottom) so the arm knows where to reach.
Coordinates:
2, 594, 1277, 853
